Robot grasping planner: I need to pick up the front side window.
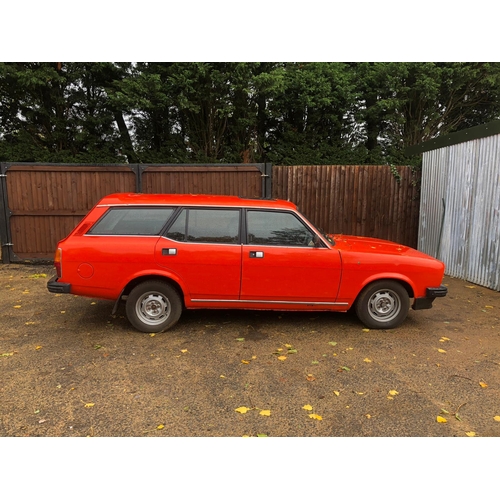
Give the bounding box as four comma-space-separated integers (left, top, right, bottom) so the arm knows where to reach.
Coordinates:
88, 207, 175, 235
247, 210, 314, 247
166, 209, 240, 244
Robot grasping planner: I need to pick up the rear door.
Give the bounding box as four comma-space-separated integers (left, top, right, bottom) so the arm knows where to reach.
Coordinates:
155, 208, 242, 300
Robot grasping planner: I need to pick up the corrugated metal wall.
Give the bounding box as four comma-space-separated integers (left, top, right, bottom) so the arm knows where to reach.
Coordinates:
273, 165, 420, 248
419, 135, 500, 291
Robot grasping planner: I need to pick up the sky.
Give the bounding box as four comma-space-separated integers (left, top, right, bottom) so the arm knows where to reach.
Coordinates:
2, 2, 499, 62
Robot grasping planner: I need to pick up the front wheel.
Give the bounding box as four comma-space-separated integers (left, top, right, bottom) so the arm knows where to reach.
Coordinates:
126, 280, 182, 333
354, 280, 410, 329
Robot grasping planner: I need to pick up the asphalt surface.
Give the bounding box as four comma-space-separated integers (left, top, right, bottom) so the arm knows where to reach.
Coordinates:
1, 263, 499, 437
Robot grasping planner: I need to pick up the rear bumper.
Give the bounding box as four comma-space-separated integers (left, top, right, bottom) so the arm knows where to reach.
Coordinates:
412, 286, 448, 310
47, 275, 71, 294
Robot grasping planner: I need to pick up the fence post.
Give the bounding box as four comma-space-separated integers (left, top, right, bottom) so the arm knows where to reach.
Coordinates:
0, 163, 12, 264
264, 163, 273, 199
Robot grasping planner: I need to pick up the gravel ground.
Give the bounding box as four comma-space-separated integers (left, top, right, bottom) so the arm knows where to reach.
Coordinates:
1, 263, 499, 437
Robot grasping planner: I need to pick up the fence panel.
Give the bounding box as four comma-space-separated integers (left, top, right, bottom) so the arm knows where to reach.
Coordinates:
2, 164, 136, 261
140, 164, 265, 198
273, 165, 420, 248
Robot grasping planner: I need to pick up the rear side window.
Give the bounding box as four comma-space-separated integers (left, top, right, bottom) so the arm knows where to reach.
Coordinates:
166, 208, 240, 244
88, 207, 175, 235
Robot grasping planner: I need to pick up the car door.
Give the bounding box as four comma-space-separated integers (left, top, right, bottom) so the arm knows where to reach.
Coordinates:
240, 209, 342, 304
154, 207, 242, 300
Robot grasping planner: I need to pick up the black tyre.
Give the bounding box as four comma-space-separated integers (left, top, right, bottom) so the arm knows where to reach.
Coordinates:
354, 280, 410, 329
126, 280, 182, 333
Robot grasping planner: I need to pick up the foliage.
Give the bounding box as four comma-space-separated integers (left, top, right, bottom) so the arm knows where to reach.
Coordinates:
1, 62, 500, 166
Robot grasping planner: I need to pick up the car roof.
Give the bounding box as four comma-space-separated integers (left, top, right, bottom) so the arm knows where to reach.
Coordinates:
96, 193, 298, 210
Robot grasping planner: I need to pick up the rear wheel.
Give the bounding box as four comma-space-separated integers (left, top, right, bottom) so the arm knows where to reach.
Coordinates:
355, 280, 410, 329
126, 280, 182, 333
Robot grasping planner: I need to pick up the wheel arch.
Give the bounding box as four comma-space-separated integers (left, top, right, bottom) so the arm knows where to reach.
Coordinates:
353, 276, 415, 308
122, 274, 186, 306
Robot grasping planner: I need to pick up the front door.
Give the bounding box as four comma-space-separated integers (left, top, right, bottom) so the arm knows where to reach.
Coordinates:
240, 210, 342, 304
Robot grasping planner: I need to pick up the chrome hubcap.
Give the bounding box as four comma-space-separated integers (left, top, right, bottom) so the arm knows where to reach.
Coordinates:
368, 290, 401, 322
136, 292, 170, 326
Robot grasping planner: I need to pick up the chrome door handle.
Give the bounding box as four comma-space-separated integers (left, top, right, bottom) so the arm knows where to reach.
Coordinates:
162, 248, 177, 255
249, 251, 264, 258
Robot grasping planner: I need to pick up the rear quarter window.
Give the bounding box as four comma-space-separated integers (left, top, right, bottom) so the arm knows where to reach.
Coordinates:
88, 207, 175, 235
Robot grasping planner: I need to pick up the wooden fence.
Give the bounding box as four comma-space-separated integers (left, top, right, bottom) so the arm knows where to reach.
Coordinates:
0, 162, 420, 262
0, 163, 269, 262
273, 165, 420, 248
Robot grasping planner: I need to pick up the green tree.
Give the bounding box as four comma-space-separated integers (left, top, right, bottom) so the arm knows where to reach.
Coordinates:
353, 62, 500, 165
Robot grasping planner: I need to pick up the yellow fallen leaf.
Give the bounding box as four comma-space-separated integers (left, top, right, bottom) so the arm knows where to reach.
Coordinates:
362, 328, 370, 332
302, 404, 313, 411
439, 337, 450, 342
25, 321, 36, 325
220, 375, 226, 378
465, 285, 476, 289
356, 392, 364, 395
1, 352, 15, 357
306, 374, 316, 381
251, 355, 257, 360
90, 302, 96, 305
485, 305, 493, 309
157, 424, 165, 430
284, 344, 293, 348
149, 333, 156, 337
366, 414, 371, 419
465, 431, 476, 437
180, 349, 188, 353
308, 414, 323, 420
438, 349, 446, 353
277, 356, 287, 361
35, 346, 43, 350
60, 311, 66, 314
436, 416, 447, 423
241, 360, 250, 364
363, 358, 372, 363
276, 348, 283, 352
333, 391, 340, 397
387, 396, 394, 400
479, 381, 488, 388
84, 403, 95, 408
259, 410, 271, 417
235, 406, 250, 414
13, 305, 21, 309
493, 416, 500, 422
388, 390, 399, 396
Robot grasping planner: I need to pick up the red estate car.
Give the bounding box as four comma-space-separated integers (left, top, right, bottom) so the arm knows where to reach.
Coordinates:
47, 193, 447, 333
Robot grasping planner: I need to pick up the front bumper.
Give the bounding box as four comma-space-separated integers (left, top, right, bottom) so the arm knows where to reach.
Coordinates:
412, 285, 448, 310
47, 275, 71, 294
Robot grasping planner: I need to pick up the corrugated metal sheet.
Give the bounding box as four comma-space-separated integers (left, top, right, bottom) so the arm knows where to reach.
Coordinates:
273, 165, 420, 248
419, 135, 500, 291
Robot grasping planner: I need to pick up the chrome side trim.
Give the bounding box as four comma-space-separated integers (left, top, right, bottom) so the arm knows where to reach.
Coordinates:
191, 299, 348, 306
